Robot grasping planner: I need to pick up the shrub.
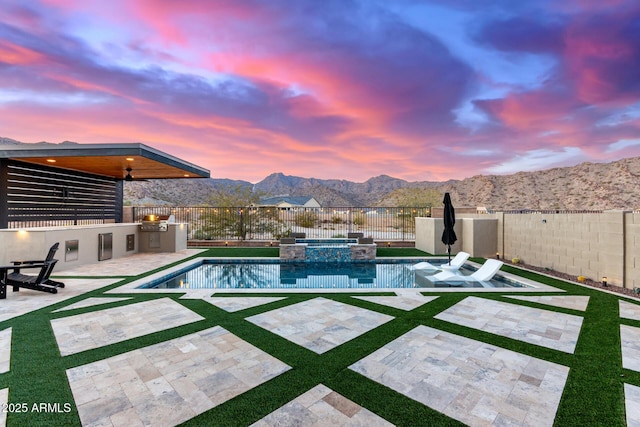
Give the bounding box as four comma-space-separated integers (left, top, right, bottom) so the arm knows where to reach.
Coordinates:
352, 213, 366, 226
295, 211, 319, 228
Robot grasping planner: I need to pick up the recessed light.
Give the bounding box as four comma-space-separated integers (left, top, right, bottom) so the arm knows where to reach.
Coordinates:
183, 174, 190, 177
46, 159, 56, 163
126, 157, 134, 161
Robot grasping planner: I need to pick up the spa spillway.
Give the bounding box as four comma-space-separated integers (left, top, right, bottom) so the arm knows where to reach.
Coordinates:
279, 238, 376, 263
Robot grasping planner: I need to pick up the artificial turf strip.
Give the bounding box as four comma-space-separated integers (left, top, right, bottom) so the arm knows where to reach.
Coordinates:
1, 249, 639, 426
554, 293, 627, 425
376, 247, 431, 257
7, 313, 79, 427
326, 370, 467, 427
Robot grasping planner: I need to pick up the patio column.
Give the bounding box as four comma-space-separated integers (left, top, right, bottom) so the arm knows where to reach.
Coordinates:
0, 159, 8, 229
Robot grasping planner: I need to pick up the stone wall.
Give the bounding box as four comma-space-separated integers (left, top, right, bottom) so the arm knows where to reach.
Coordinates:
499, 211, 640, 288
416, 211, 640, 289
414, 217, 463, 255
461, 218, 498, 259
351, 244, 377, 261
626, 213, 640, 290
279, 243, 376, 262
279, 244, 306, 261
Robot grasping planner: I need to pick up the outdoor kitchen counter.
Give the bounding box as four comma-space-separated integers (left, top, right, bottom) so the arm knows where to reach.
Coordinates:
0, 223, 187, 270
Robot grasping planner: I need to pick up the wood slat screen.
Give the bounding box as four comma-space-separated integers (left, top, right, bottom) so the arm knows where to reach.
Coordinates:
2, 160, 122, 228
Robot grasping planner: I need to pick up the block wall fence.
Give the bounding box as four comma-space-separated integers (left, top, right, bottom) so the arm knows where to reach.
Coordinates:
416, 211, 640, 289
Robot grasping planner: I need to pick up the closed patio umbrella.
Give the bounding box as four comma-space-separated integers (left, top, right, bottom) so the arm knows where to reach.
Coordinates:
441, 192, 457, 264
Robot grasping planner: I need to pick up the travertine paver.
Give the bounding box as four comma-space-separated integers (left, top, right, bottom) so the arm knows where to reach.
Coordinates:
0, 328, 11, 374
626, 383, 640, 427
621, 325, 640, 372
0, 278, 120, 322
350, 325, 569, 427
51, 298, 204, 356
66, 326, 290, 427
53, 297, 131, 312
0, 388, 7, 427
352, 295, 438, 311
505, 295, 590, 311
251, 384, 393, 427
55, 250, 204, 277
620, 300, 640, 321
435, 296, 583, 353
246, 297, 394, 354
201, 296, 287, 312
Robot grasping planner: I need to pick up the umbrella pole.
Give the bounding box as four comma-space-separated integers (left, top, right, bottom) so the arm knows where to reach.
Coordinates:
448, 245, 451, 265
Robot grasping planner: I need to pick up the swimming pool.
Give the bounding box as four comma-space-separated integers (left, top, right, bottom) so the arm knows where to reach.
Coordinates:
138, 259, 526, 290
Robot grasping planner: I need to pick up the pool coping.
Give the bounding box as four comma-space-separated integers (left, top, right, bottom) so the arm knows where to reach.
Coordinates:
107, 257, 564, 295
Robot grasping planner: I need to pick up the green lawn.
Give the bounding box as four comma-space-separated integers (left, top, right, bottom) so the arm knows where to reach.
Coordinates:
0, 248, 638, 426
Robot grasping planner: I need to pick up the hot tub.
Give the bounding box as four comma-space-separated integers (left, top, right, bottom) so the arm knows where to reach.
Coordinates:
280, 238, 376, 263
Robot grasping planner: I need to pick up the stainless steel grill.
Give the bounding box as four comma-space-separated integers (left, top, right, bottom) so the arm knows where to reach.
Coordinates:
139, 214, 172, 232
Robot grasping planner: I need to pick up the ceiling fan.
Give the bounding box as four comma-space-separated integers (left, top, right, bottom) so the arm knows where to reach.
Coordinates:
124, 167, 150, 182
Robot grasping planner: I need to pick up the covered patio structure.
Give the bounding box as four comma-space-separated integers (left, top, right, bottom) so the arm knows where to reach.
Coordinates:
0, 142, 209, 268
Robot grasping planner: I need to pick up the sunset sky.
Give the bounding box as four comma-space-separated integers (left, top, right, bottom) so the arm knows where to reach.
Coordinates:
1, 0, 639, 183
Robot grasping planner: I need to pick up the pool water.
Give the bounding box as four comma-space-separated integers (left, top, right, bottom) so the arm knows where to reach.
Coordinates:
140, 260, 524, 290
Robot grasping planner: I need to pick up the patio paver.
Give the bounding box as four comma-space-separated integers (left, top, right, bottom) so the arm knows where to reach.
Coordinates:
352, 294, 438, 311
350, 325, 569, 427
250, 384, 393, 426
625, 383, 640, 427
246, 297, 394, 354
55, 250, 205, 277
435, 296, 584, 353
0, 328, 11, 374
66, 326, 290, 427
0, 278, 121, 322
621, 324, 640, 372
620, 300, 640, 321
52, 297, 131, 312
51, 298, 204, 356
0, 388, 7, 427
200, 296, 287, 312
505, 295, 590, 311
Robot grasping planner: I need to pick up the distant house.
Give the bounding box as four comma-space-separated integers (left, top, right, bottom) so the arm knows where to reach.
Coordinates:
254, 196, 321, 209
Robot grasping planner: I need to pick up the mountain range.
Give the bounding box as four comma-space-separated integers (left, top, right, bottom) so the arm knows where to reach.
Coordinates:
123, 156, 640, 210
3, 136, 638, 210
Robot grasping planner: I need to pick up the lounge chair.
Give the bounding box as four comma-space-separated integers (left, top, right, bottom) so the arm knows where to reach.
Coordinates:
410, 251, 470, 271
465, 259, 504, 282
0, 243, 65, 299
422, 259, 504, 284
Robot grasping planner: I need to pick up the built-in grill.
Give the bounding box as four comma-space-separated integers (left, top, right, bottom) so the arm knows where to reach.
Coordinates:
139, 214, 173, 232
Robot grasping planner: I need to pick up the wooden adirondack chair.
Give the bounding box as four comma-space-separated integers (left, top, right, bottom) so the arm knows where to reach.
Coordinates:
0, 243, 65, 299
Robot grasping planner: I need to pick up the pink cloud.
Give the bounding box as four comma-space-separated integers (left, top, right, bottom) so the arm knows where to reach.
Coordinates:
1, 0, 640, 183
478, 90, 578, 131
0, 40, 44, 64
563, 2, 640, 104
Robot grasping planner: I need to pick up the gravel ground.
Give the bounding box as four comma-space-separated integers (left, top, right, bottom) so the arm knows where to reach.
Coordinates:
505, 260, 640, 300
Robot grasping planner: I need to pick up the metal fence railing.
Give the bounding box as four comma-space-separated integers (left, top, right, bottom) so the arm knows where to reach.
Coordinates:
131, 206, 431, 241
489, 209, 604, 214
8, 208, 114, 229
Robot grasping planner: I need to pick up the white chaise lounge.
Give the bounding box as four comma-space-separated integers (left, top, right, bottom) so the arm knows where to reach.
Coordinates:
424, 259, 504, 284
410, 251, 470, 271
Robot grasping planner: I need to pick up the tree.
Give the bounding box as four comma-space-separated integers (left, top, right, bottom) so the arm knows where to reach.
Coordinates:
205, 184, 262, 207
194, 185, 287, 240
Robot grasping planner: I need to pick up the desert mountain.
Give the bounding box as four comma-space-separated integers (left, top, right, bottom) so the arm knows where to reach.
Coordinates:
124, 157, 640, 210
3, 137, 638, 210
